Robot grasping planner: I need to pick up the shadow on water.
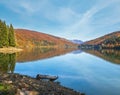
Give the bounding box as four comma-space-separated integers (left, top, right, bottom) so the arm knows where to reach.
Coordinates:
16, 47, 76, 63
84, 49, 120, 64
0, 53, 16, 73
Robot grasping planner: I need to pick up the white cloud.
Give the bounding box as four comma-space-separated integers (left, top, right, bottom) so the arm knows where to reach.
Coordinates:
0, 0, 50, 15
60, 0, 120, 40
67, 0, 115, 31
0, 0, 120, 40
44, 7, 80, 25
0, 0, 80, 24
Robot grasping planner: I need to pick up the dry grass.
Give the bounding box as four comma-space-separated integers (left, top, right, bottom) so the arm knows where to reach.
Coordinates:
0, 47, 23, 53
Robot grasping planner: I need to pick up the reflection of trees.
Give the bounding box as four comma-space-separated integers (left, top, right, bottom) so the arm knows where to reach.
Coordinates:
0, 53, 16, 73
17, 48, 76, 63
84, 49, 120, 64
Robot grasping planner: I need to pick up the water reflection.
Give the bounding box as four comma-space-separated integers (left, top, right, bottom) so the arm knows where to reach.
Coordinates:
84, 49, 120, 64
0, 53, 16, 73
0, 48, 76, 73
1, 48, 120, 95
16, 48, 76, 62
0, 49, 120, 74
15, 49, 120, 95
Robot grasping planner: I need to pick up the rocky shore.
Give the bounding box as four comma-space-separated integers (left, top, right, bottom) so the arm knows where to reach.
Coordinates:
0, 73, 84, 95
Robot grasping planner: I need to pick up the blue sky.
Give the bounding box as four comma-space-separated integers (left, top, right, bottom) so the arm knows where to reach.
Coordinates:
0, 0, 120, 41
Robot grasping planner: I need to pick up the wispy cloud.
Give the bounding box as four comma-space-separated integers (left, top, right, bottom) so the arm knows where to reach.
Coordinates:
0, 0, 79, 24
45, 7, 80, 24
0, 0, 54, 16
0, 0, 120, 40
62, 0, 120, 40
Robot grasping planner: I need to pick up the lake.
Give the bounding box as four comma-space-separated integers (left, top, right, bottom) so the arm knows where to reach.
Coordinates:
0, 48, 120, 95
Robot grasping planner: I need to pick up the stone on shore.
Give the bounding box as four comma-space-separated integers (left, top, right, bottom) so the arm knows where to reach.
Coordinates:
0, 73, 83, 95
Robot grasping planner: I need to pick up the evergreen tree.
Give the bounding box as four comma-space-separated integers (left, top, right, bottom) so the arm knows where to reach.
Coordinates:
0, 20, 16, 47
0, 20, 3, 47
2, 21, 9, 46
8, 24, 16, 47
0, 20, 9, 47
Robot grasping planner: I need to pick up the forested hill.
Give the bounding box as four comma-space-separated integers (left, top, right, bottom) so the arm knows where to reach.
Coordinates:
15, 29, 76, 48
83, 31, 120, 49
0, 20, 76, 49
0, 20, 16, 48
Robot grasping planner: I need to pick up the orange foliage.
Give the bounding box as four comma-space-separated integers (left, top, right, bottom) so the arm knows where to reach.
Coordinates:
85, 31, 120, 45
15, 29, 77, 48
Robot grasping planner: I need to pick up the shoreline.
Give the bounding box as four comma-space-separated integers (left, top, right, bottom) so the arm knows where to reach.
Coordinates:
0, 73, 84, 95
0, 47, 23, 53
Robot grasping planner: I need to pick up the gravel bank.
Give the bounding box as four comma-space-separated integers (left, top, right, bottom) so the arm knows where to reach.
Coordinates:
0, 73, 84, 95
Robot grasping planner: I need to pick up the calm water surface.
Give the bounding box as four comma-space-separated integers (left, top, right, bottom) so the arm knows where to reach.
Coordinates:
1, 48, 120, 95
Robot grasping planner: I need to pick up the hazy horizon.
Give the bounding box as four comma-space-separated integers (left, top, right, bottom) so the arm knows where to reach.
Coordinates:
0, 0, 120, 41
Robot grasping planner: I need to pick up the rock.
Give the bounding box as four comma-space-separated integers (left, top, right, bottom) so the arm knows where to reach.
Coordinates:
25, 91, 39, 95
3, 74, 9, 78
4, 80, 13, 84
19, 91, 25, 95
81, 93, 85, 95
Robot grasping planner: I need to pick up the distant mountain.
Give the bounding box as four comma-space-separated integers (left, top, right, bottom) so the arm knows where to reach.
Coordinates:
83, 31, 120, 49
71, 40, 83, 44
15, 29, 77, 48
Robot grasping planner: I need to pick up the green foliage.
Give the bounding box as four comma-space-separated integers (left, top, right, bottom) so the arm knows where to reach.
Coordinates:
0, 20, 16, 47
8, 24, 16, 47
0, 21, 9, 47
0, 83, 10, 90
0, 83, 15, 95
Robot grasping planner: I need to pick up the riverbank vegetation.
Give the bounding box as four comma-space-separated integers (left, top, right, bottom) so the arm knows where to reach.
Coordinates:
0, 20, 23, 53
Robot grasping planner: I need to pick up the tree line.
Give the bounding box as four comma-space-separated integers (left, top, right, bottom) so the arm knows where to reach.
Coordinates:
0, 20, 16, 47
101, 36, 120, 49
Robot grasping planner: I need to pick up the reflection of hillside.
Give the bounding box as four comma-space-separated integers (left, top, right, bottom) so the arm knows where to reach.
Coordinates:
0, 53, 16, 73
17, 48, 76, 62
84, 49, 120, 64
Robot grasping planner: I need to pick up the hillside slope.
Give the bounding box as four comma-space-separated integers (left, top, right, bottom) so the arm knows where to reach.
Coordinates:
15, 29, 76, 48
85, 31, 120, 45
84, 31, 120, 49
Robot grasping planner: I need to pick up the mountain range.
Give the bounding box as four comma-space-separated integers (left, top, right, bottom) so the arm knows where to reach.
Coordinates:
71, 40, 83, 44
14, 29, 120, 49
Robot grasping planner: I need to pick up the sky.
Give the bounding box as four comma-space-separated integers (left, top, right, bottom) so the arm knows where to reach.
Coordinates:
0, 0, 120, 41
